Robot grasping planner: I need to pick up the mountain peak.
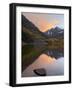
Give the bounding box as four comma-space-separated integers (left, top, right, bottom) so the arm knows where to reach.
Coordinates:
54, 26, 61, 30
44, 26, 64, 38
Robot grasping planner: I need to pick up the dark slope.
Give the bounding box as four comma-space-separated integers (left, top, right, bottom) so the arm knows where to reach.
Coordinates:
22, 15, 48, 44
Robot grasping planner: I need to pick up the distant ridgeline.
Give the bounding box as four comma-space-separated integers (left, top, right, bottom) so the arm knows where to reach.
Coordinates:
22, 15, 64, 47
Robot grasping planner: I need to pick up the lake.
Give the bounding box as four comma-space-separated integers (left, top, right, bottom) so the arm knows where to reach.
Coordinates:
22, 44, 64, 77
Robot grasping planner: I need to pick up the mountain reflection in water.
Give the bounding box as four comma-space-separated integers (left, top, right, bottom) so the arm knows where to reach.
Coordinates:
22, 45, 64, 77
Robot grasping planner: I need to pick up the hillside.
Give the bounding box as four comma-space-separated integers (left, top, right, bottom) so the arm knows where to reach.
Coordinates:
22, 15, 48, 44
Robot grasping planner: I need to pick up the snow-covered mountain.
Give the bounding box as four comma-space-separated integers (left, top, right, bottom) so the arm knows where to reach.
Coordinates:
44, 27, 64, 38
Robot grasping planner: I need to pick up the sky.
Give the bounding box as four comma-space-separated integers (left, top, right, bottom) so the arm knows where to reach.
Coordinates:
22, 12, 64, 32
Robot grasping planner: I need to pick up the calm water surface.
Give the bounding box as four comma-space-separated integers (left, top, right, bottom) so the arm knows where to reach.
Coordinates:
22, 45, 64, 77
